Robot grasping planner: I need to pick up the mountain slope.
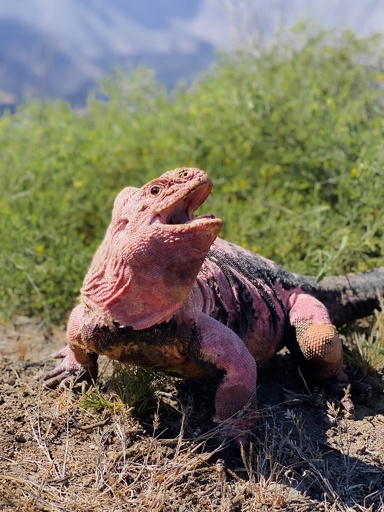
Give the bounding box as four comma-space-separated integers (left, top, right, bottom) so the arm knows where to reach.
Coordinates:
0, 0, 383, 106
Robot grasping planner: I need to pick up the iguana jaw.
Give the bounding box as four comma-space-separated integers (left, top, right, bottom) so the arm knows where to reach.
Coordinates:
150, 182, 221, 228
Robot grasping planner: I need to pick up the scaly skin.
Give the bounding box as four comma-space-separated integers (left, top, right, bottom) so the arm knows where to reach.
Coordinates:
44, 167, 384, 442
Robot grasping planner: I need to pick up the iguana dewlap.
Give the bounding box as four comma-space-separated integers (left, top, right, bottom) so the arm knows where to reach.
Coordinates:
44, 168, 384, 438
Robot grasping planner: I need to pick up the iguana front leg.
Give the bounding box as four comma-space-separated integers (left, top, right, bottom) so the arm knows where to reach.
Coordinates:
43, 304, 99, 388
195, 311, 258, 442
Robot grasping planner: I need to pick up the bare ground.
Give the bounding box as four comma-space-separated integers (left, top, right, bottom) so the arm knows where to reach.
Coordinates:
1, 315, 384, 511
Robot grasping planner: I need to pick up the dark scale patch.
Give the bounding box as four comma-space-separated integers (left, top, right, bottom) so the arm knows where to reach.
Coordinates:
273, 266, 315, 293
85, 318, 217, 378
206, 243, 304, 333
206, 276, 229, 326
207, 259, 258, 339
232, 278, 258, 339
89, 319, 178, 350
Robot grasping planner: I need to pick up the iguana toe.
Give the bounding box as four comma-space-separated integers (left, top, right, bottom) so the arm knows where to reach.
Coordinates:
313, 378, 372, 418
43, 346, 98, 389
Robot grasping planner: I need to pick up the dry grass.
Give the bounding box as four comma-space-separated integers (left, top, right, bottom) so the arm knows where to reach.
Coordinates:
2, 399, 383, 512
1, 314, 384, 511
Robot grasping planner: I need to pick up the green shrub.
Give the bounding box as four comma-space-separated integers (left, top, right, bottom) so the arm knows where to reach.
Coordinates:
1, 28, 383, 324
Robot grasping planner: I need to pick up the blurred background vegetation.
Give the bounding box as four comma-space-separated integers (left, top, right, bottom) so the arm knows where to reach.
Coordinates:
1, 27, 383, 325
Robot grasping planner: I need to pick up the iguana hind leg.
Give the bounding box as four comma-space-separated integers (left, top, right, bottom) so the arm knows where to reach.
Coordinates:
293, 319, 345, 379
287, 293, 355, 411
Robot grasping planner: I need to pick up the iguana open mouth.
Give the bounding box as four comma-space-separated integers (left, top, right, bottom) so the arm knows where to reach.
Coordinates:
151, 182, 215, 226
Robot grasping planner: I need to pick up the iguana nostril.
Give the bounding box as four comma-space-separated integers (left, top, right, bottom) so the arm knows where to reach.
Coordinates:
179, 169, 190, 179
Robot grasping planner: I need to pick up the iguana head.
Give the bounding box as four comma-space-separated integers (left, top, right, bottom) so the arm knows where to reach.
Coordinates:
81, 168, 222, 329
120, 167, 220, 232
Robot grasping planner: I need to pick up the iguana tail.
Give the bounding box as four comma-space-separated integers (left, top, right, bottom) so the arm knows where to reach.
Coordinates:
306, 268, 384, 327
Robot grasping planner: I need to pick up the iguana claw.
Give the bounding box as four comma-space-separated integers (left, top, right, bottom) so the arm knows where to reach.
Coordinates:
43, 346, 98, 389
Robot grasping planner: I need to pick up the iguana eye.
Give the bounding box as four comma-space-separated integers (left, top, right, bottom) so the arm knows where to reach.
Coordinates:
150, 185, 161, 196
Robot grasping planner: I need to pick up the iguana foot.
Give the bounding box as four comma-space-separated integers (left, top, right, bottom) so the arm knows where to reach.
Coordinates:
207, 439, 244, 467
313, 377, 372, 417
201, 420, 252, 466
43, 346, 98, 389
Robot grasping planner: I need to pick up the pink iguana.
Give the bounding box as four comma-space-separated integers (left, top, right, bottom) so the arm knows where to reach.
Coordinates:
44, 167, 384, 441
